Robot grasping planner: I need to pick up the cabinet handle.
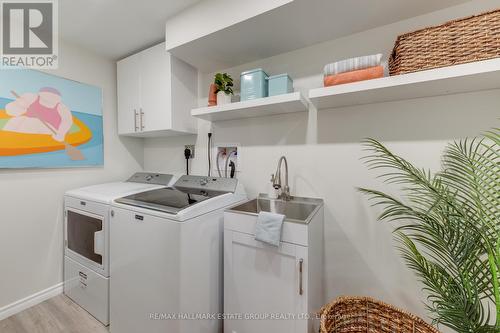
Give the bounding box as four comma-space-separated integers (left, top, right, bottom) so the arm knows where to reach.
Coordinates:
140, 108, 145, 131
134, 109, 139, 132
299, 259, 304, 295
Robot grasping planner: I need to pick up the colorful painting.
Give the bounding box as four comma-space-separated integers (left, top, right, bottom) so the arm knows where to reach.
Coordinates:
0, 69, 103, 168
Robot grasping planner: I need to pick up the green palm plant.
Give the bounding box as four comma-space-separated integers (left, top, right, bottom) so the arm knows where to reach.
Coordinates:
359, 128, 499, 333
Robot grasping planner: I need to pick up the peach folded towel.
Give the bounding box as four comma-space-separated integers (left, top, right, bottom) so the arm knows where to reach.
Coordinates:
324, 66, 384, 87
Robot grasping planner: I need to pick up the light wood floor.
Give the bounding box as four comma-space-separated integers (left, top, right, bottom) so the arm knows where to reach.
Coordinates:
0, 295, 108, 333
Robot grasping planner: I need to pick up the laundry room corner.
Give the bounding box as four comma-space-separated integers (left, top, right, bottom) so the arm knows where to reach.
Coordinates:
0, 40, 144, 319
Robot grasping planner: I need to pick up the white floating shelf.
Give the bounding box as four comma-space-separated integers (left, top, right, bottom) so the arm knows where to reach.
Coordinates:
191, 92, 308, 122
165, 0, 466, 72
309, 58, 500, 110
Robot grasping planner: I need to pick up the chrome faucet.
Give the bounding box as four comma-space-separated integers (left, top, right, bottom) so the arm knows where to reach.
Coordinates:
272, 156, 291, 201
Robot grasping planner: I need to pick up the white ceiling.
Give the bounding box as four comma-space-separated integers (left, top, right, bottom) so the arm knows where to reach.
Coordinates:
60, 0, 471, 61
59, 0, 202, 60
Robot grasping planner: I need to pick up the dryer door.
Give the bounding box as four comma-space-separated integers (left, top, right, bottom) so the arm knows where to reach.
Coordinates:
67, 209, 104, 266
64, 197, 109, 277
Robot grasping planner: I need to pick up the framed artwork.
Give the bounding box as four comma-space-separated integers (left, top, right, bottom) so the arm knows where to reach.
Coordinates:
0, 69, 103, 168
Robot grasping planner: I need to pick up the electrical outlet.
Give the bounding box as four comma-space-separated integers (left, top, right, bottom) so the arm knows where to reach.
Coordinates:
185, 145, 195, 159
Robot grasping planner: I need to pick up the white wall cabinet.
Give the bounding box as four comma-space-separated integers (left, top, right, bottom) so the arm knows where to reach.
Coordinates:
117, 43, 198, 137
224, 202, 324, 333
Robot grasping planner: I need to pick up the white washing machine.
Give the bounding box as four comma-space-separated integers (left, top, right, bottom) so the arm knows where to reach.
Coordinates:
110, 175, 247, 333
63, 173, 176, 325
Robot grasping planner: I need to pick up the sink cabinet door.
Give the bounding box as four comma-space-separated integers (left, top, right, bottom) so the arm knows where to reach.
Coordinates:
224, 231, 308, 333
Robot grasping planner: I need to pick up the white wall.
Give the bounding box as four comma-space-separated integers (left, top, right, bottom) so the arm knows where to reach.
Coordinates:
0, 41, 143, 310
144, 0, 500, 326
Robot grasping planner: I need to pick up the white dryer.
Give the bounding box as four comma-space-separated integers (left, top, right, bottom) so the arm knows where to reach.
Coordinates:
63, 173, 176, 325
110, 175, 247, 333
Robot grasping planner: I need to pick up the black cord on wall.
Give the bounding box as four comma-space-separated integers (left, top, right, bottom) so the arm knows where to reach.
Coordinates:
184, 148, 191, 175
207, 133, 212, 177
229, 161, 236, 178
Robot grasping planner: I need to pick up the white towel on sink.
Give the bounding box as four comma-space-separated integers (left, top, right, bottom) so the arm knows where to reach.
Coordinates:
255, 211, 285, 247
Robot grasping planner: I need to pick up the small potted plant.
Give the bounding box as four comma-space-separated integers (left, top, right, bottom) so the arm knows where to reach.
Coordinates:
214, 73, 233, 105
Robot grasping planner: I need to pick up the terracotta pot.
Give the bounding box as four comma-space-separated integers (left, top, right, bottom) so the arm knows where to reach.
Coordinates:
208, 84, 217, 106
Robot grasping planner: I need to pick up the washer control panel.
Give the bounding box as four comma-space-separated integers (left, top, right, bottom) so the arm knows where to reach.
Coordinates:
174, 175, 237, 193
127, 173, 174, 186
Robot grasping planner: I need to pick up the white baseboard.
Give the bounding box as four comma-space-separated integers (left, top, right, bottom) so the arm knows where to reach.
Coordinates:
0, 283, 63, 321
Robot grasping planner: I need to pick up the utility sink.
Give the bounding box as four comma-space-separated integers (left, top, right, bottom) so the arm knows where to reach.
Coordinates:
228, 194, 323, 224
224, 194, 325, 333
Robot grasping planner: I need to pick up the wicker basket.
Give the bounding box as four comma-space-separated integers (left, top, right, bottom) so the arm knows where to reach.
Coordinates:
389, 9, 500, 75
319, 297, 440, 333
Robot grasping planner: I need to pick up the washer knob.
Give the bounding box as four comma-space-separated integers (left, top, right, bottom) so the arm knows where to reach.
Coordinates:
200, 178, 208, 186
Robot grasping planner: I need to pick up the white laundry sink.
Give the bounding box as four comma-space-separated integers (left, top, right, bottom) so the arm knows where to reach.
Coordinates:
227, 194, 323, 224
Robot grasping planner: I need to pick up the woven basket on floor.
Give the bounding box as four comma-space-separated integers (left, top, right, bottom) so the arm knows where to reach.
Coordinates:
319, 296, 440, 333
389, 8, 500, 75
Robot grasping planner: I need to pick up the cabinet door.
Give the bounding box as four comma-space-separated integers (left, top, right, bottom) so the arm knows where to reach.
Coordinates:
139, 44, 172, 132
224, 231, 308, 333
110, 208, 181, 333
117, 53, 141, 135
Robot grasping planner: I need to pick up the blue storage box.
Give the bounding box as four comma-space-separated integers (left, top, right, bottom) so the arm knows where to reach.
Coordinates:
240, 68, 268, 101
268, 73, 293, 96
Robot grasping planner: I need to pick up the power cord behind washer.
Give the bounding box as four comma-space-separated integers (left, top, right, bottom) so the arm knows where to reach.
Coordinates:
207, 133, 212, 177
184, 147, 191, 175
